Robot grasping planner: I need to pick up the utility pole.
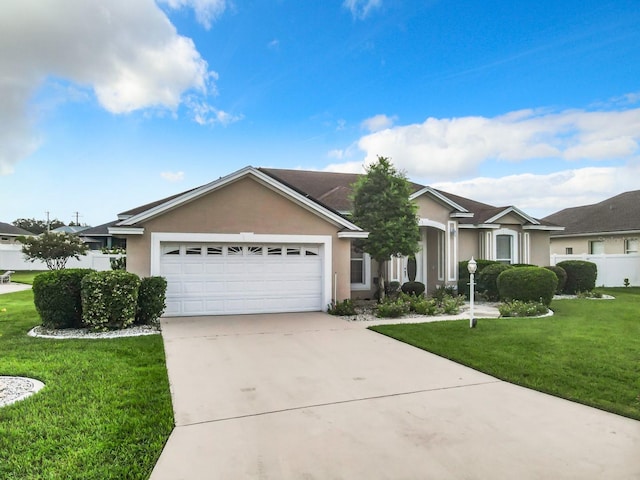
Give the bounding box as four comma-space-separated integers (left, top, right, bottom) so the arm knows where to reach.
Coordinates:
72, 211, 80, 225
45, 211, 50, 232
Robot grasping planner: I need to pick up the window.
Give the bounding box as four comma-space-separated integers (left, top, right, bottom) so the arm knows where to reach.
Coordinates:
185, 246, 202, 255
162, 245, 181, 255
589, 240, 604, 254
350, 245, 371, 290
286, 247, 301, 256
304, 247, 319, 256
625, 239, 638, 254
247, 246, 263, 256
207, 246, 223, 255
267, 247, 282, 256
496, 235, 513, 263
565, 247, 573, 255
227, 246, 243, 255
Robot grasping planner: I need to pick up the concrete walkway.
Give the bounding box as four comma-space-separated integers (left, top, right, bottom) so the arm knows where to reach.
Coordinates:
0, 283, 32, 294
151, 312, 640, 479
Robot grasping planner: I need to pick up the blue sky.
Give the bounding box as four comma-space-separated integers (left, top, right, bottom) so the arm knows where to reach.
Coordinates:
2, 0, 640, 226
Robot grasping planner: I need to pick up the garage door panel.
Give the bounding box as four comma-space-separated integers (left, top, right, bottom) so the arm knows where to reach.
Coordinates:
161, 242, 324, 316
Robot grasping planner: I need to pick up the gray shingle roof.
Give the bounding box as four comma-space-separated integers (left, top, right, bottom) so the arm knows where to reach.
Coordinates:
542, 190, 640, 236
0, 222, 34, 236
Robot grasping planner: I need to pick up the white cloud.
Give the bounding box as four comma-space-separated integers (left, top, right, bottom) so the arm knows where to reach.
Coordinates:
161, 171, 185, 182
187, 98, 243, 125
0, 0, 221, 175
432, 163, 640, 219
350, 107, 640, 180
361, 114, 397, 132
268, 39, 280, 50
161, 0, 228, 29
343, 0, 382, 19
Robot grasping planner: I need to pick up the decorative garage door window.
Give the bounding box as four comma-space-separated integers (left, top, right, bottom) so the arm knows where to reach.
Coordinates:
162, 244, 320, 257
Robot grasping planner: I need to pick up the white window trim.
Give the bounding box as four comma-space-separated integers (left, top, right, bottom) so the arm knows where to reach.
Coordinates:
493, 229, 518, 264
350, 252, 372, 291
625, 238, 638, 254
150, 232, 332, 310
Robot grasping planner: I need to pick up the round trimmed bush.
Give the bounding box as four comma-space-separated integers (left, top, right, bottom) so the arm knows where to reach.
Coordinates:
497, 266, 558, 306
556, 260, 597, 294
81, 271, 141, 330
401, 281, 425, 296
32, 269, 95, 329
477, 263, 513, 301
544, 265, 567, 294
135, 276, 167, 324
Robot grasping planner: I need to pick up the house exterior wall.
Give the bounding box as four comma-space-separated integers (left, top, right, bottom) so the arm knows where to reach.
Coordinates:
550, 233, 640, 255
123, 176, 352, 302
528, 230, 551, 265
413, 196, 451, 224
457, 229, 477, 264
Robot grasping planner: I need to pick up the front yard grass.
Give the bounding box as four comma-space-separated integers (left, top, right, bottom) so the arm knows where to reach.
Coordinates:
371, 287, 640, 421
0, 289, 174, 479
7, 270, 41, 285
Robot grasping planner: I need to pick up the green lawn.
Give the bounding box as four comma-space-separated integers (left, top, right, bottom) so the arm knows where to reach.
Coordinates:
0, 289, 174, 480
371, 287, 640, 421
8, 270, 42, 285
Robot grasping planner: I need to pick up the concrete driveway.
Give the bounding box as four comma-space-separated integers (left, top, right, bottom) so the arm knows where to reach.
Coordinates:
150, 313, 640, 479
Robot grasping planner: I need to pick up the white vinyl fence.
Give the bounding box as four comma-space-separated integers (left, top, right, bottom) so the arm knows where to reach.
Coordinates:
550, 253, 640, 287
0, 244, 123, 272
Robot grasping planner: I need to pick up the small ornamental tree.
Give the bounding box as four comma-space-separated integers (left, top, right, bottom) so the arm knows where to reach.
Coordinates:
18, 232, 89, 270
350, 156, 420, 300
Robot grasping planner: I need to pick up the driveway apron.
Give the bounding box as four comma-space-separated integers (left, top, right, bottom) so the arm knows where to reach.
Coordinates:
151, 313, 640, 479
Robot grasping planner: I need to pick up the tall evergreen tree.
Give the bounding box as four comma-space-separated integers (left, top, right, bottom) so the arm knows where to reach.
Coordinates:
350, 156, 420, 300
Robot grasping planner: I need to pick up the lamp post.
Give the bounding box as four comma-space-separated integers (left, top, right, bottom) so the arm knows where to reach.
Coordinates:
468, 256, 477, 328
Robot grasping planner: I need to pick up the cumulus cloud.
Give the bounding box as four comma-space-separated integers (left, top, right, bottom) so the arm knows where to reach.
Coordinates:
0, 0, 221, 175
432, 164, 640, 219
161, 171, 185, 182
361, 114, 397, 132
161, 0, 228, 29
343, 0, 382, 19
351, 107, 640, 180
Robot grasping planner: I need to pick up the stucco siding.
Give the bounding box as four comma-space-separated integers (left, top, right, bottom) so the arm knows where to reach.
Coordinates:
550, 233, 640, 255
414, 196, 451, 225
122, 176, 352, 302
528, 231, 551, 266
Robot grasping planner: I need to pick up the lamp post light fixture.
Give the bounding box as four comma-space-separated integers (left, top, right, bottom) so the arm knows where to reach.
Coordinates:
468, 256, 477, 328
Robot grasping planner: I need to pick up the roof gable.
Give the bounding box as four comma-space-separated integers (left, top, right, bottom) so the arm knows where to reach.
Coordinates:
0, 222, 34, 236
116, 167, 362, 232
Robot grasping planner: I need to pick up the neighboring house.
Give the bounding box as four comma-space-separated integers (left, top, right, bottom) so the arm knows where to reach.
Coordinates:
0, 222, 33, 244
110, 166, 561, 317
77, 221, 127, 251
51, 225, 91, 234
543, 190, 640, 256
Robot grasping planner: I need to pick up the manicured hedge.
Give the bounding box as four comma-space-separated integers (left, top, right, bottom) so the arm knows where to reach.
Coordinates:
81, 271, 141, 330
477, 263, 513, 301
556, 260, 597, 294
136, 276, 168, 325
458, 259, 498, 297
32, 269, 95, 328
545, 265, 568, 294
401, 281, 425, 296
497, 266, 558, 306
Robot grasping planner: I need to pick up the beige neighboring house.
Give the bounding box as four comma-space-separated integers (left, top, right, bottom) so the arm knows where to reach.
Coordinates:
543, 190, 640, 256
109, 166, 561, 317
0, 222, 33, 244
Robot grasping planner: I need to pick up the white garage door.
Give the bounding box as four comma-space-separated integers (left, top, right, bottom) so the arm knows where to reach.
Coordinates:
160, 243, 324, 316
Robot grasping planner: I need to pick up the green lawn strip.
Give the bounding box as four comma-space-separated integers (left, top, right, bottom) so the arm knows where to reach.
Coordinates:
370, 287, 640, 421
7, 270, 42, 285
0, 290, 174, 480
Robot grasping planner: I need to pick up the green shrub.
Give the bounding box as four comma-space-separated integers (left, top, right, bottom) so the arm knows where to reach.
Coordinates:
477, 263, 513, 301
32, 269, 95, 329
576, 290, 603, 299
81, 271, 141, 330
497, 266, 558, 306
135, 276, 167, 324
458, 259, 498, 297
498, 300, 549, 317
385, 281, 401, 299
544, 266, 567, 294
328, 299, 357, 316
411, 297, 440, 315
556, 260, 597, 294
511, 263, 536, 268
400, 281, 425, 296
376, 297, 410, 318
110, 256, 126, 271
431, 284, 457, 302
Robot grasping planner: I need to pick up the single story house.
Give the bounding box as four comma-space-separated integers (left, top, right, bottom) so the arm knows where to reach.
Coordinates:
0, 222, 33, 244
543, 190, 640, 255
110, 166, 561, 317
77, 221, 127, 251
